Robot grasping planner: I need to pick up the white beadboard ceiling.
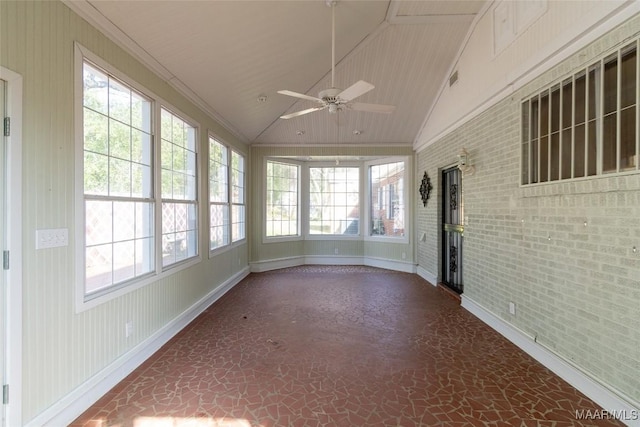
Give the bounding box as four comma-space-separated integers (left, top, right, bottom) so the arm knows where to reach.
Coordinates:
66, 0, 487, 146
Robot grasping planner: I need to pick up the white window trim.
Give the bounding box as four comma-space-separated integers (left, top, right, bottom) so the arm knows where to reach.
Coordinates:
262, 157, 302, 243
74, 43, 201, 313
364, 156, 410, 244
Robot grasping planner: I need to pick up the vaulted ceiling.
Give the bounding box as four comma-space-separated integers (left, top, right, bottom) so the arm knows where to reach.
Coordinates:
65, 0, 488, 146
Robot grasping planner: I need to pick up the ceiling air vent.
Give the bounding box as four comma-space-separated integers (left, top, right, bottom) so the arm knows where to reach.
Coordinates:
449, 70, 459, 87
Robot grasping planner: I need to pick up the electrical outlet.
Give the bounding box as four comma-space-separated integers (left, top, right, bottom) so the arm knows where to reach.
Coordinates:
509, 302, 516, 316
402, 252, 406, 259
125, 321, 133, 338
35, 228, 68, 249
334, 248, 339, 255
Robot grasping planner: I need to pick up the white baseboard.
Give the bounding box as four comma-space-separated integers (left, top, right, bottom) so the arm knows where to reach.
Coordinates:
416, 266, 437, 286
364, 256, 416, 273
461, 295, 640, 427
249, 256, 305, 272
28, 267, 250, 427
250, 255, 416, 274
305, 255, 363, 265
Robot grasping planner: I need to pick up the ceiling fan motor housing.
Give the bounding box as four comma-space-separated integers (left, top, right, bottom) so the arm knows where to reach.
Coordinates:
319, 87, 342, 103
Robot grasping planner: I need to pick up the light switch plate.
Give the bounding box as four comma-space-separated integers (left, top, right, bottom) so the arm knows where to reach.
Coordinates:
36, 228, 68, 249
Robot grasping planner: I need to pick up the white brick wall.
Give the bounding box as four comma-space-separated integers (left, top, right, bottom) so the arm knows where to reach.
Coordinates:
416, 15, 640, 405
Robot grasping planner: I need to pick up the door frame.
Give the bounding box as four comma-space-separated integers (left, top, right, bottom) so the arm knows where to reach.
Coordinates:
0, 66, 23, 427
439, 164, 464, 294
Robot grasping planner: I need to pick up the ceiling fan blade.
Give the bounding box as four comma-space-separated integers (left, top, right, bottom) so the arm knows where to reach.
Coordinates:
277, 90, 323, 103
280, 106, 326, 119
338, 80, 375, 102
349, 102, 396, 114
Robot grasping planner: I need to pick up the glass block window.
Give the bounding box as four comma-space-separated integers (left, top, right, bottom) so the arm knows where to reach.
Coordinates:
309, 167, 360, 235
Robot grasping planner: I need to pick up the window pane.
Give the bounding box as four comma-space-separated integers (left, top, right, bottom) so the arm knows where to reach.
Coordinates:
531, 98, 539, 139
209, 138, 228, 203
540, 136, 549, 182
210, 204, 230, 249
540, 93, 549, 137
550, 133, 559, 181
131, 91, 151, 133
561, 129, 571, 179
531, 139, 539, 183
550, 86, 560, 133
266, 161, 299, 237
603, 55, 618, 115
83, 63, 108, 114
109, 118, 131, 160
574, 124, 586, 178
86, 244, 112, 294
621, 106, 637, 170
621, 46, 637, 109
84, 109, 108, 155
232, 204, 245, 242
162, 202, 198, 266
113, 201, 135, 242
522, 142, 529, 185
86, 200, 113, 246
588, 65, 600, 121
603, 113, 617, 173
562, 79, 572, 129
84, 152, 109, 195
587, 121, 598, 176
370, 161, 405, 237
109, 78, 131, 125
575, 73, 586, 124
309, 167, 359, 235
231, 151, 245, 204
109, 157, 131, 197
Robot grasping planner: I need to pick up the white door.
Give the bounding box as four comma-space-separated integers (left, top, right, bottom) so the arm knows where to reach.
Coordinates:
0, 77, 7, 427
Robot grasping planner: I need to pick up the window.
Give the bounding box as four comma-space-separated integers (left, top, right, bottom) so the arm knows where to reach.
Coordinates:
265, 160, 299, 237
82, 60, 154, 295
208, 138, 245, 250
368, 160, 406, 238
160, 108, 198, 267
231, 150, 246, 242
522, 41, 639, 184
309, 167, 359, 235
209, 137, 229, 249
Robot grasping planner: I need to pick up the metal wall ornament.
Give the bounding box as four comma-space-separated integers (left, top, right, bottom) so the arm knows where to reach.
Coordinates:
419, 172, 433, 207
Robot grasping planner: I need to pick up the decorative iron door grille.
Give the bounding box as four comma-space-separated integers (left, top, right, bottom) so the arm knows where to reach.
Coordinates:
442, 167, 464, 294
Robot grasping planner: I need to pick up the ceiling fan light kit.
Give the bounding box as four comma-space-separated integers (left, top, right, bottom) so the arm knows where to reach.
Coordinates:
278, 0, 395, 120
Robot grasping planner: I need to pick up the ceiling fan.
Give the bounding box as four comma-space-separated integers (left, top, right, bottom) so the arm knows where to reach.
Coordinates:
278, 0, 395, 120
